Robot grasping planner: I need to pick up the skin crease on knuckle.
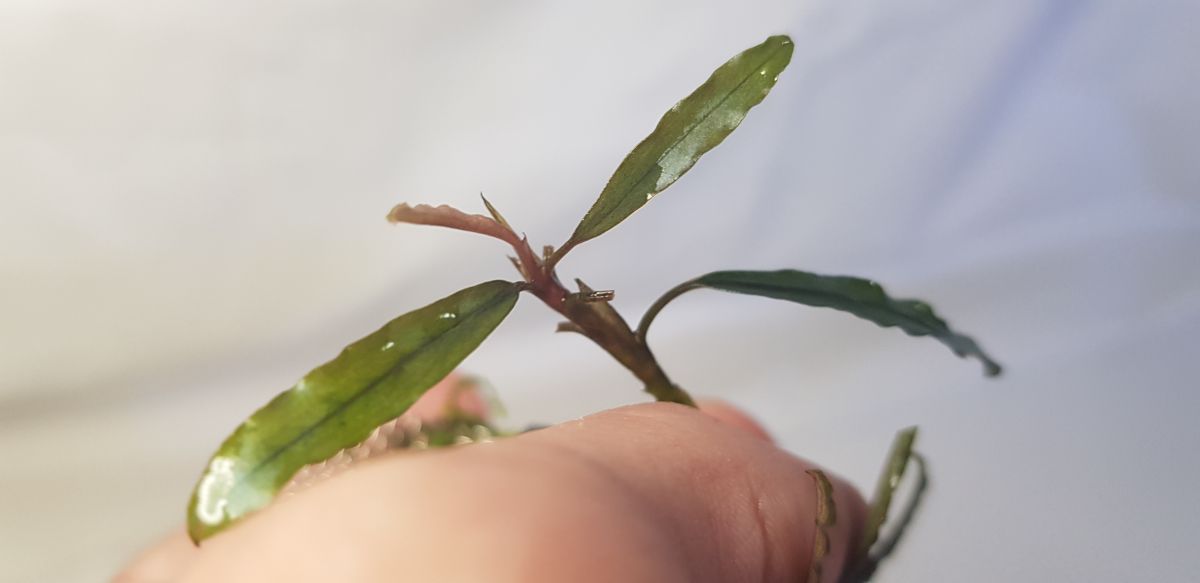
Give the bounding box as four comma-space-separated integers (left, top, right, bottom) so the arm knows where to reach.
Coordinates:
131, 402, 865, 583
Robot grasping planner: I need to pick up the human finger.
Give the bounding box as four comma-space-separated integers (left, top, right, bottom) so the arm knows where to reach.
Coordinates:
175, 401, 866, 582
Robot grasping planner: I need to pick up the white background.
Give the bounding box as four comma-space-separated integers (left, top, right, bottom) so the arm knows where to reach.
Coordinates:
1, 1, 1198, 581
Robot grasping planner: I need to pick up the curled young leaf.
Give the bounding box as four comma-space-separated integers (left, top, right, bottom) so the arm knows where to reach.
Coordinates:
637, 269, 1002, 376
866, 452, 928, 566
861, 427, 918, 556
848, 427, 928, 582
557, 35, 794, 258
187, 280, 521, 542
388, 202, 521, 246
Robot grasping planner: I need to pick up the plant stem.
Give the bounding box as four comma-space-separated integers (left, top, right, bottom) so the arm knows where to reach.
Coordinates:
543, 239, 575, 272
635, 279, 702, 343
514, 238, 695, 407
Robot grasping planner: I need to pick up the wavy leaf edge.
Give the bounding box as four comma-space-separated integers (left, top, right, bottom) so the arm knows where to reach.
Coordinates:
637, 269, 1002, 376
555, 35, 795, 261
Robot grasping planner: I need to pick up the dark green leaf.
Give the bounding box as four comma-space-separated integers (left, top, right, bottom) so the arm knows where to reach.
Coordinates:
638, 269, 1002, 376
564, 35, 794, 250
187, 280, 520, 542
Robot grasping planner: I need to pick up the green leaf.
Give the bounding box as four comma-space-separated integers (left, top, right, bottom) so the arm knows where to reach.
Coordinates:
849, 427, 928, 582
866, 452, 928, 566
861, 426, 918, 556
563, 35, 794, 251
187, 280, 521, 542
637, 269, 1002, 376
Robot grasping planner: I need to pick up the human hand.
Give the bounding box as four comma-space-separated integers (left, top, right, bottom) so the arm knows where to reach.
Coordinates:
115, 385, 865, 582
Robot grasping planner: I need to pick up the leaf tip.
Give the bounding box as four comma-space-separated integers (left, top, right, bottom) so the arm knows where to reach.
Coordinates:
185, 517, 209, 546
982, 358, 1003, 378
766, 35, 795, 62
385, 202, 413, 223
479, 192, 513, 230
185, 500, 220, 546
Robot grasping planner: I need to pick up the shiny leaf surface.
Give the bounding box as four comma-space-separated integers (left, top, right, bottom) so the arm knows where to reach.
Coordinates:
187, 281, 520, 542
638, 269, 1002, 376
564, 35, 793, 249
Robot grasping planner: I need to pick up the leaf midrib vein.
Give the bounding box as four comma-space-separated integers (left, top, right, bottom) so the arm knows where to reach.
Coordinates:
585, 42, 788, 231
233, 289, 512, 491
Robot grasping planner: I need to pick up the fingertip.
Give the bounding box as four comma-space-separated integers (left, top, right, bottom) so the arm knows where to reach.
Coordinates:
696, 399, 774, 443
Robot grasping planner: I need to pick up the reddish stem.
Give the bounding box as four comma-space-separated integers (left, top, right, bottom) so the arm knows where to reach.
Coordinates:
509, 237, 694, 406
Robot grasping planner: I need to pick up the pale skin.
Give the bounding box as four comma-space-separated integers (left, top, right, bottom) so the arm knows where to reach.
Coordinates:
115, 396, 866, 583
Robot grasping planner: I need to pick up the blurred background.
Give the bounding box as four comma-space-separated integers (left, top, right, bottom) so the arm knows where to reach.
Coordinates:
2, 0, 1198, 581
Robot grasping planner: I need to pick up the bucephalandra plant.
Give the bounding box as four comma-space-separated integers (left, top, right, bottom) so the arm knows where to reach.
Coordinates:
187, 35, 1001, 580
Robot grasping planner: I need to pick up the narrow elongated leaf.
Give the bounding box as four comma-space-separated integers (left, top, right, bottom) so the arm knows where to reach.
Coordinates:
861, 427, 918, 555
565, 35, 794, 249
388, 202, 520, 246
848, 427, 928, 582
866, 452, 928, 565
187, 280, 520, 542
638, 269, 1001, 376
